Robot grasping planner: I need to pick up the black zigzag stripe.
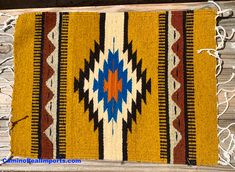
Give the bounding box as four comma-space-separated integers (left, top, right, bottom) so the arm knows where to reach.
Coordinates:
74, 13, 106, 159
122, 13, 129, 161
122, 14, 152, 161
74, 12, 151, 161
124, 41, 152, 132
74, 42, 104, 131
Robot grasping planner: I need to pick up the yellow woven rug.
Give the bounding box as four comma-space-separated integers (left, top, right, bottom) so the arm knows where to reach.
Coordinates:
12, 10, 218, 165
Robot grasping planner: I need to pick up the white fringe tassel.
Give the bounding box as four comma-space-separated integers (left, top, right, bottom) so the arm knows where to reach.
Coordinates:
0, 12, 17, 164
198, 1, 235, 168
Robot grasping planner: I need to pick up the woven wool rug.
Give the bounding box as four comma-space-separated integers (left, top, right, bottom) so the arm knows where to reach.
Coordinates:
11, 10, 218, 165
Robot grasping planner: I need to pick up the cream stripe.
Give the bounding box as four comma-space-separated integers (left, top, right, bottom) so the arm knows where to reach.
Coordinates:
102, 13, 125, 160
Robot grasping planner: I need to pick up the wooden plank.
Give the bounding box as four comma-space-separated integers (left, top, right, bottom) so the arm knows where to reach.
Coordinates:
0, 0, 210, 10
0, 44, 12, 54
0, 2, 219, 13
218, 119, 235, 165
220, 42, 235, 56
0, 1, 233, 13
217, 1, 235, 14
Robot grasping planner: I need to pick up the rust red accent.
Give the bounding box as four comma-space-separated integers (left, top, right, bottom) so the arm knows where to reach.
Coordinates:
40, 13, 56, 159
171, 11, 186, 164
104, 70, 122, 102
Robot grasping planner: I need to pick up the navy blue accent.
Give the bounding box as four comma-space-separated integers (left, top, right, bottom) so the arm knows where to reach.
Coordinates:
93, 50, 132, 122
74, 40, 152, 132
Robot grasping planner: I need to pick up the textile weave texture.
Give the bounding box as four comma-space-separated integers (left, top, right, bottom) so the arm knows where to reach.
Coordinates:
12, 10, 218, 165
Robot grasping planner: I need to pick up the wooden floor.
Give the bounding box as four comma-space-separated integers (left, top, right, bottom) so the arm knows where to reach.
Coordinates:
0, 1, 234, 171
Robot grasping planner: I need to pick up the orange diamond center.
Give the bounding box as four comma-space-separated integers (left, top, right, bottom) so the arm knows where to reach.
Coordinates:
104, 70, 122, 102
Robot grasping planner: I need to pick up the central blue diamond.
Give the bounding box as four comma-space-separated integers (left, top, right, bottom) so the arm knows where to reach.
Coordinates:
93, 50, 132, 122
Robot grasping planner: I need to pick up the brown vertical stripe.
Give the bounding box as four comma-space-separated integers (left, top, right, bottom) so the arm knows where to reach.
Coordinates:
40, 13, 56, 159
171, 11, 186, 164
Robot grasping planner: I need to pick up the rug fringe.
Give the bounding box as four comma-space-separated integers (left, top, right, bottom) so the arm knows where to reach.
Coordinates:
0, 12, 17, 164
198, 1, 235, 168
